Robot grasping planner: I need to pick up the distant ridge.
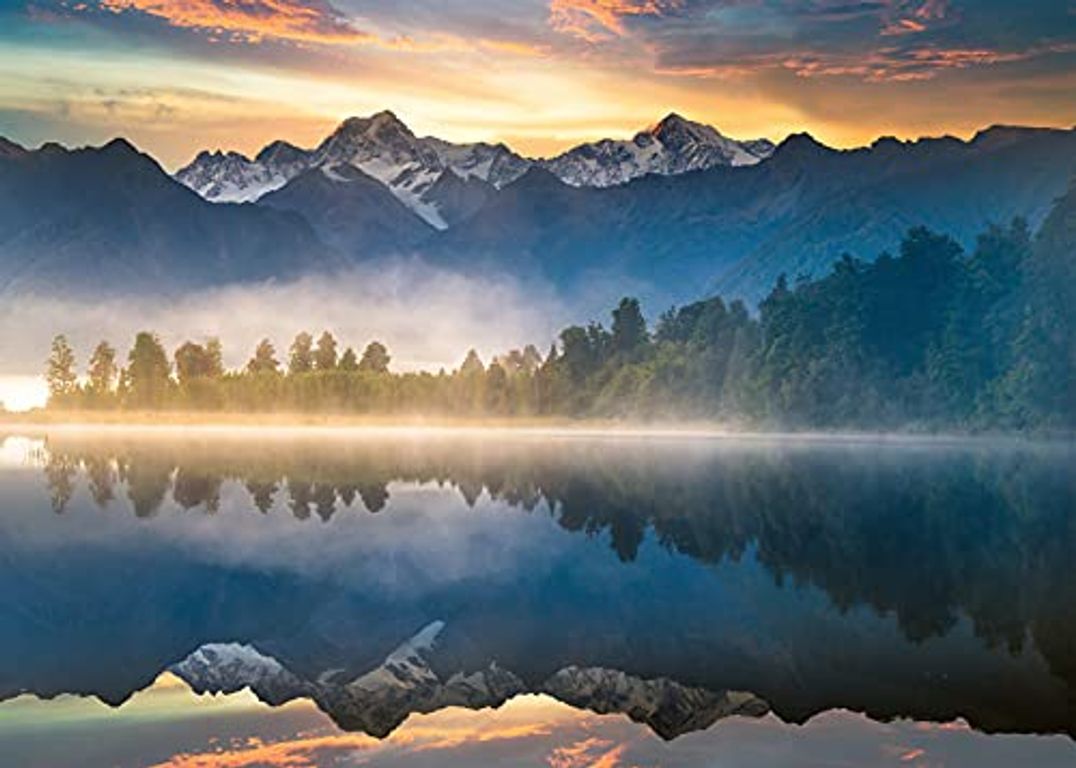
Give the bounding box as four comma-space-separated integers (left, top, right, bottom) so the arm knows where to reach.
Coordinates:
0, 137, 340, 296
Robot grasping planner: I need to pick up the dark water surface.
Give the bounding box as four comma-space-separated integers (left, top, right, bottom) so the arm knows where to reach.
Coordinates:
1, 428, 1075, 767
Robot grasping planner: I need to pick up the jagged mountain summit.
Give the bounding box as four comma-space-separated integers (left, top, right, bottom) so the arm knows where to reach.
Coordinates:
176, 140, 309, 204
174, 111, 772, 224
308, 111, 529, 228
175, 110, 529, 229
171, 621, 769, 741
543, 112, 775, 188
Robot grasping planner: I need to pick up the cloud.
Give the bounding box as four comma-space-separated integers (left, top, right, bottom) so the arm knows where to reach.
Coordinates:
880, 0, 951, 36
151, 732, 378, 767
549, 0, 684, 42
94, 0, 372, 45
654, 44, 1059, 81
644, 0, 1075, 84
65, 0, 550, 57
546, 736, 627, 768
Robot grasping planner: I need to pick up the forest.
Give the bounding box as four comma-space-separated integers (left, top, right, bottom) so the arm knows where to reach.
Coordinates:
41, 183, 1076, 431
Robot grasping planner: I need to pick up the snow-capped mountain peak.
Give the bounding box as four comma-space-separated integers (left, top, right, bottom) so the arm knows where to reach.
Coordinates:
543, 112, 775, 188
175, 147, 304, 204
174, 110, 775, 222
310, 114, 528, 228
169, 622, 770, 741
649, 111, 709, 141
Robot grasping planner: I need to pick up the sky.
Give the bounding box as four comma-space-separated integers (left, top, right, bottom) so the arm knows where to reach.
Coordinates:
0, 0, 1074, 169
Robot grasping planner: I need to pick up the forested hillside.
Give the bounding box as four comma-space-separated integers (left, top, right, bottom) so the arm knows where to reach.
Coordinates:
41, 183, 1076, 431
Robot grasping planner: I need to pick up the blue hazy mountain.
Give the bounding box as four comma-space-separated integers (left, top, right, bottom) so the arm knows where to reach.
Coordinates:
0, 138, 341, 297
258, 164, 435, 255
427, 126, 1076, 305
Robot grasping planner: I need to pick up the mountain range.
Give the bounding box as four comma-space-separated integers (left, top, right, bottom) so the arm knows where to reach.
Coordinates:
431, 125, 1076, 305
171, 620, 769, 740
174, 111, 772, 228
2, 113, 1075, 307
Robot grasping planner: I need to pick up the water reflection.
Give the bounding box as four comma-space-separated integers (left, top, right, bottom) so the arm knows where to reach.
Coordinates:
2, 430, 1075, 750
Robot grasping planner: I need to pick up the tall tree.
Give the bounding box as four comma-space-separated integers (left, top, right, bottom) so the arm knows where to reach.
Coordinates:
289, 332, 314, 375
46, 335, 78, 403
175, 342, 215, 385
205, 337, 225, 378
126, 332, 171, 408
315, 331, 338, 371
611, 297, 648, 356
247, 338, 280, 375
87, 341, 117, 394
485, 361, 510, 413
359, 341, 392, 374
460, 349, 485, 376
339, 347, 359, 372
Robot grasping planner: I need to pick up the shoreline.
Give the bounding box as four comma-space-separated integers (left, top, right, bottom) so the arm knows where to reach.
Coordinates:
0, 411, 1068, 448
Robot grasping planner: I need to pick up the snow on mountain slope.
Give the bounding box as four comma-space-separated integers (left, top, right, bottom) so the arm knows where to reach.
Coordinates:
308, 111, 530, 229
174, 142, 311, 204
175, 112, 529, 229
172, 642, 309, 704
170, 621, 769, 741
544, 665, 769, 740
542, 113, 775, 188
174, 111, 772, 225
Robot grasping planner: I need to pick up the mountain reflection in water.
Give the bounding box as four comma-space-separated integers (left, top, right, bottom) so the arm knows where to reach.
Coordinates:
1, 429, 1075, 764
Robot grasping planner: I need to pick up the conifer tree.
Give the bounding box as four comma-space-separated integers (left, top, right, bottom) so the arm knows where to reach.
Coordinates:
46, 335, 78, 404
315, 331, 338, 371
339, 347, 359, 372
289, 332, 314, 375
126, 332, 171, 408
87, 341, 117, 394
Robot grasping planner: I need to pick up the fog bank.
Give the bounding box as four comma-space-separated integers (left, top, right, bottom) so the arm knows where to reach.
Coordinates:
0, 261, 569, 379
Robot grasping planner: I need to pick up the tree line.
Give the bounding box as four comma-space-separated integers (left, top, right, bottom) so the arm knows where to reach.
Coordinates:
45, 327, 549, 416
43, 183, 1076, 430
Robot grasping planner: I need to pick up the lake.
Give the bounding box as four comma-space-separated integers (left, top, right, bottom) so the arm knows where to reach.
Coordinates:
1, 427, 1075, 767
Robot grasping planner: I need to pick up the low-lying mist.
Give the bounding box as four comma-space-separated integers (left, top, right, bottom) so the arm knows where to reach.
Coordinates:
0, 260, 572, 378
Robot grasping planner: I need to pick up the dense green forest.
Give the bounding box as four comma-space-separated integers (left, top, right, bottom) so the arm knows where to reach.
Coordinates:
42, 184, 1076, 430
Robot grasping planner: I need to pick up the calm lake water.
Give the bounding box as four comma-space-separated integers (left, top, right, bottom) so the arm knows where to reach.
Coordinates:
1, 428, 1075, 767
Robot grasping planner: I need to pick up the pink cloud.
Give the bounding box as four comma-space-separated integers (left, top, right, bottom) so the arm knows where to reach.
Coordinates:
96, 0, 373, 45
549, 0, 683, 42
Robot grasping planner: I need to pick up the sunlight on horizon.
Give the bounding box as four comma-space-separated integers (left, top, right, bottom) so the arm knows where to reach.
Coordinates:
0, 375, 46, 412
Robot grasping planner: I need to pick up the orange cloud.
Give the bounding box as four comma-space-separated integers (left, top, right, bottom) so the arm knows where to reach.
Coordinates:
658, 40, 1076, 83
89, 0, 547, 56
97, 0, 371, 45
881, 0, 950, 36
375, 32, 547, 57
549, 0, 682, 42
151, 732, 380, 768
150, 701, 589, 768
547, 736, 629, 768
